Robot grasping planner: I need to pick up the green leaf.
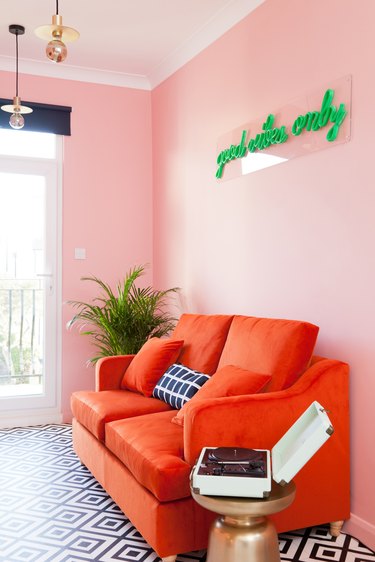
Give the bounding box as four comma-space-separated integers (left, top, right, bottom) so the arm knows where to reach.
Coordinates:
66, 265, 179, 364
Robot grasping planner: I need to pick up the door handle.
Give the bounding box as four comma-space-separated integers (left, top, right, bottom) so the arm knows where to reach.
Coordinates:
36, 273, 53, 293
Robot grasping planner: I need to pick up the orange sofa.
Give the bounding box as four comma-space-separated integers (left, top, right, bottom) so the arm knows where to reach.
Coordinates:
71, 314, 350, 561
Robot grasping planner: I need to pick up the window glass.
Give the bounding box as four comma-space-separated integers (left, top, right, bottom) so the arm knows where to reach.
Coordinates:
0, 129, 56, 159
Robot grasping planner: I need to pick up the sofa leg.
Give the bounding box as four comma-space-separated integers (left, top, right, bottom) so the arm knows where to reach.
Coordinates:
330, 520, 344, 537
161, 556, 177, 562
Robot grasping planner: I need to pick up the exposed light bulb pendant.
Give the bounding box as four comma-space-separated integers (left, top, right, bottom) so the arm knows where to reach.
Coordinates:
35, 1, 79, 63
10, 110, 25, 130
1, 25, 33, 130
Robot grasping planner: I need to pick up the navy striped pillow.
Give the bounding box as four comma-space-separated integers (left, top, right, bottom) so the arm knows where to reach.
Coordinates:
152, 364, 210, 409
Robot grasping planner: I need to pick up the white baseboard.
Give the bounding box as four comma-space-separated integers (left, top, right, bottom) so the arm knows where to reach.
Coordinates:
0, 408, 63, 429
344, 513, 375, 551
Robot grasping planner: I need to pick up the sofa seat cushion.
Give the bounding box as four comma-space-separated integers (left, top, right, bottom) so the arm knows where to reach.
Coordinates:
105, 411, 190, 502
171, 314, 234, 374
217, 316, 319, 392
71, 390, 172, 442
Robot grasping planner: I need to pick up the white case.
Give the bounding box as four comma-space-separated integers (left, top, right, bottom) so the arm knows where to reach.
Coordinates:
191, 401, 334, 498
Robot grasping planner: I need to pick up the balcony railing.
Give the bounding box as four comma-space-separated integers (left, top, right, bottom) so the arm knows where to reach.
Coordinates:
0, 280, 44, 387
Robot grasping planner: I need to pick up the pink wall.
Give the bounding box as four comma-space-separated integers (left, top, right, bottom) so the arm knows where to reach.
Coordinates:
152, 0, 375, 550
1, 70, 153, 421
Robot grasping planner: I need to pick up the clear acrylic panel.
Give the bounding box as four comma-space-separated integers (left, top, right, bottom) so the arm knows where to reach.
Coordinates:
216, 75, 352, 181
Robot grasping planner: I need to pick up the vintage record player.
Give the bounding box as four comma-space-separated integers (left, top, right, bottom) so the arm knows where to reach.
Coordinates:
191, 401, 334, 498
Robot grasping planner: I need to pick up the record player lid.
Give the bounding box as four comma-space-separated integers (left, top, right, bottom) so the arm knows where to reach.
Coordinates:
271, 401, 334, 484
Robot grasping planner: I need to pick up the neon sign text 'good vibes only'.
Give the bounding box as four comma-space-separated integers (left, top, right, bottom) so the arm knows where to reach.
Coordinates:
216, 89, 348, 179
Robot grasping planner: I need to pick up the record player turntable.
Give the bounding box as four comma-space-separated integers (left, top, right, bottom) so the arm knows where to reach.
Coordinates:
191, 401, 334, 498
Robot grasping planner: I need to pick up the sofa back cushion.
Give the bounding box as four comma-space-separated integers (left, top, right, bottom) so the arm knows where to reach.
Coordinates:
217, 316, 319, 391
121, 337, 184, 397
171, 314, 234, 374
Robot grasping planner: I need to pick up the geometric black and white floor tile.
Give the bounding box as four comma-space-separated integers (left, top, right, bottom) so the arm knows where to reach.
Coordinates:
0, 425, 374, 562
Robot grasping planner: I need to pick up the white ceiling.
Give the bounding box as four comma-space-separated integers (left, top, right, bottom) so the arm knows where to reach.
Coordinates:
0, 0, 265, 90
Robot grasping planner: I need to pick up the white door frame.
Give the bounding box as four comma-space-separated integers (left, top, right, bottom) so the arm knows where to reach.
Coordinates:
0, 137, 62, 427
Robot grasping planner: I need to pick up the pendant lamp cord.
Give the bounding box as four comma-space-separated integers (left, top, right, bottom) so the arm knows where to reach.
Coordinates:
15, 31, 19, 97
56, 0, 59, 14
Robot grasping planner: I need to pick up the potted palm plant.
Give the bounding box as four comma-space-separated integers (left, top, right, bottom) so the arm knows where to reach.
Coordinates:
67, 265, 179, 364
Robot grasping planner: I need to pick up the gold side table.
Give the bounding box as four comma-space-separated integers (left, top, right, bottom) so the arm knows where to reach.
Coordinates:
191, 481, 296, 562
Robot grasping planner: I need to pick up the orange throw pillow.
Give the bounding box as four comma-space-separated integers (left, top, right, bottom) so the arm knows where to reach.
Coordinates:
121, 338, 184, 397
172, 364, 271, 426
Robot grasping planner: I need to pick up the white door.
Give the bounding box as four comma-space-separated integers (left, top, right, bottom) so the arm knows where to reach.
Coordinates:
0, 130, 61, 426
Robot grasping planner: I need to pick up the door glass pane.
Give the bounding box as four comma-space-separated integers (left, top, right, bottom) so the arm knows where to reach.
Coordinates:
0, 173, 45, 397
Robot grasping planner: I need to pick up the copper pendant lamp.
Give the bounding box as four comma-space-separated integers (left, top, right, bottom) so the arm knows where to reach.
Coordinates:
35, 0, 79, 63
1, 25, 33, 130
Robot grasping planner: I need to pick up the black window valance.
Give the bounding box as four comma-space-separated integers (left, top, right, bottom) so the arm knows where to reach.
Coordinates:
0, 99, 71, 135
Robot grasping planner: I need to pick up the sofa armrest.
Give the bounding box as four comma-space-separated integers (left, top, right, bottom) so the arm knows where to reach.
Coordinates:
95, 355, 135, 391
183, 358, 349, 466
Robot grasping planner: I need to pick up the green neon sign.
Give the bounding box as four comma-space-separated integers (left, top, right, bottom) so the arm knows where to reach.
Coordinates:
216, 88, 348, 179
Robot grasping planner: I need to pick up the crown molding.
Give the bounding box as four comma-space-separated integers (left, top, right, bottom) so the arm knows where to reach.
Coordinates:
0, 55, 151, 91
148, 0, 265, 89
0, 0, 264, 92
